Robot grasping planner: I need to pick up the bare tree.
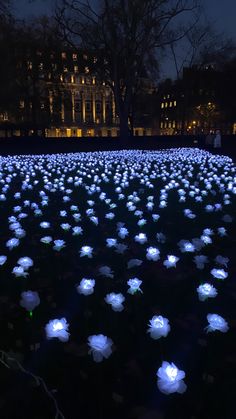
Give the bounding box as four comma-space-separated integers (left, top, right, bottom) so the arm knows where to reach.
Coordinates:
55, 0, 200, 139
168, 20, 236, 79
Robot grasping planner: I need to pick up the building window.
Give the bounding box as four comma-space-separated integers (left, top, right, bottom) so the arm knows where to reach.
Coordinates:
81, 77, 85, 84
63, 66, 68, 73
174, 100, 177, 107
169, 101, 172, 107
165, 102, 168, 108
19, 100, 25, 109
83, 54, 88, 60
61, 52, 67, 59
86, 102, 91, 111
161, 103, 164, 109
85, 66, 89, 73
92, 76, 96, 85
40, 102, 45, 109
27, 61, 32, 70
39, 62, 43, 70
72, 53, 77, 61
74, 65, 78, 73
160, 122, 163, 128
71, 75, 75, 83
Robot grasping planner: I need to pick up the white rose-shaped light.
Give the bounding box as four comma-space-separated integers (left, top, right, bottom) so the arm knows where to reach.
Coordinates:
17, 257, 33, 270
163, 255, 179, 268
80, 246, 93, 258
134, 233, 147, 244
77, 278, 95, 296
0, 255, 7, 265
105, 292, 125, 312
147, 316, 170, 339
127, 278, 143, 295
45, 318, 70, 342
157, 361, 187, 394
12, 266, 28, 278
197, 283, 218, 301
88, 334, 113, 363
40, 236, 53, 244
106, 238, 117, 248
146, 247, 160, 261
6, 238, 20, 250
20, 291, 40, 311
40, 221, 51, 229
53, 240, 66, 251
206, 314, 229, 333
118, 227, 128, 239
72, 226, 83, 236
211, 268, 228, 280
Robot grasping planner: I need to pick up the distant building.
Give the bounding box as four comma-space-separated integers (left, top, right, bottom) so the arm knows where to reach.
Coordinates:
0, 47, 155, 138
158, 66, 236, 135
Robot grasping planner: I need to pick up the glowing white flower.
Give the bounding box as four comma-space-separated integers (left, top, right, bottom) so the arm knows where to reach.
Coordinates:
105, 212, 115, 220
6, 238, 20, 250
106, 238, 117, 248
211, 268, 228, 280
20, 291, 40, 311
40, 236, 53, 244
163, 255, 179, 268
197, 283, 218, 301
147, 316, 170, 339
72, 226, 83, 235
45, 318, 70, 342
200, 235, 212, 245
137, 218, 146, 227
77, 278, 95, 296
118, 227, 128, 239
80, 245, 93, 258
98, 266, 114, 279
157, 361, 187, 394
88, 334, 113, 363
53, 240, 65, 251
0, 255, 7, 265
135, 233, 147, 244
60, 210, 67, 217
105, 292, 125, 312
61, 223, 71, 231
127, 278, 143, 294
12, 266, 28, 277
152, 214, 160, 222
40, 221, 50, 229
178, 240, 195, 253
17, 257, 33, 270
206, 314, 229, 333
15, 228, 26, 238
146, 247, 160, 261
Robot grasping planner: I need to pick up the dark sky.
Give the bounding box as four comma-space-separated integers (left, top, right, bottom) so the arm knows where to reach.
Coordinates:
14, 0, 236, 78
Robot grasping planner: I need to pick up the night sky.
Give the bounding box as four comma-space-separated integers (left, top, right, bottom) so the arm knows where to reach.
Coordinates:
13, 0, 236, 78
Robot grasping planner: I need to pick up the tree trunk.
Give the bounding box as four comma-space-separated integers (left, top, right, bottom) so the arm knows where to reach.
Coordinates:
119, 110, 130, 143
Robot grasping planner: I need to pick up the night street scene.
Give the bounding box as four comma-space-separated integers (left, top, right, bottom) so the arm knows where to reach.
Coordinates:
0, 1, 236, 419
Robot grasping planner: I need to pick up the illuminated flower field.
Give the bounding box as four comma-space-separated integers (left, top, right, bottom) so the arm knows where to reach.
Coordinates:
0, 148, 236, 419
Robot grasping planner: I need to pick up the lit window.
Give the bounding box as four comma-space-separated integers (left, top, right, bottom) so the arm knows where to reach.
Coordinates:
165, 102, 168, 107
167, 94, 170, 98
168, 122, 171, 128
60, 75, 64, 82
92, 76, 96, 84
72, 53, 77, 61
174, 101, 177, 107
81, 77, 85, 84
27, 61, 32, 70
83, 54, 88, 60
61, 52, 66, 59
63, 66, 68, 73
74, 65, 78, 72
161, 103, 164, 109
39, 62, 44, 71
40, 102, 45, 109
71, 75, 75, 83
85, 66, 89, 74
169, 101, 172, 107
160, 122, 163, 128
19, 100, 25, 109
93, 57, 97, 63
172, 121, 176, 128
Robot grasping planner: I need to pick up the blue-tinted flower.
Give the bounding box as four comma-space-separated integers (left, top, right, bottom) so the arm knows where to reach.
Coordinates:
163, 255, 179, 268
105, 292, 125, 312
77, 278, 95, 296
197, 283, 218, 301
40, 236, 53, 244
127, 278, 143, 294
146, 247, 160, 261
20, 291, 40, 311
6, 238, 20, 250
17, 257, 33, 270
80, 245, 93, 258
147, 316, 170, 339
53, 239, 65, 251
88, 334, 113, 362
45, 318, 70, 342
211, 268, 228, 280
206, 314, 229, 333
0, 255, 7, 265
157, 361, 187, 394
